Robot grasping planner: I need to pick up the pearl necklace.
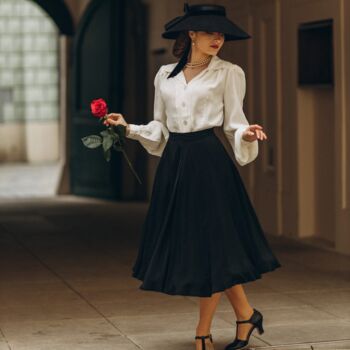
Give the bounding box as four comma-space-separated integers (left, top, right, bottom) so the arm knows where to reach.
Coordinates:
185, 55, 212, 69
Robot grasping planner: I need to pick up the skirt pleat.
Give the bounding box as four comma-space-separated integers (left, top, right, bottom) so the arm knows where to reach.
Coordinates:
132, 127, 281, 297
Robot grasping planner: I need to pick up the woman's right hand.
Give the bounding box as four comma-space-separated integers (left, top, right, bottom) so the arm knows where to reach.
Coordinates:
103, 113, 130, 136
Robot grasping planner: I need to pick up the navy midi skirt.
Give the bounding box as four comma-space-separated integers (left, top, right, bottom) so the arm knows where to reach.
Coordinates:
131, 127, 281, 297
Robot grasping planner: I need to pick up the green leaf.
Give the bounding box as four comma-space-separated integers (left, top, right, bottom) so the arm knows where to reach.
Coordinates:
81, 135, 102, 149
103, 148, 111, 162
100, 129, 113, 137
102, 134, 114, 152
101, 128, 119, 141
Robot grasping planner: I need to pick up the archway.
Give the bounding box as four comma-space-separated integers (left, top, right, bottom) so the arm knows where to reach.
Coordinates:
32, 0, 74, 35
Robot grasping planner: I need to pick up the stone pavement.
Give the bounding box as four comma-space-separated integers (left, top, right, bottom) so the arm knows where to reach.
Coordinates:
0, 163, 61, 198
0, 195, 349, 350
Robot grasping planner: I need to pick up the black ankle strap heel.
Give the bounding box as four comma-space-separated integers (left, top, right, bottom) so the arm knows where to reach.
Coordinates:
224, 308, 264, 350
195, 333, 213, 350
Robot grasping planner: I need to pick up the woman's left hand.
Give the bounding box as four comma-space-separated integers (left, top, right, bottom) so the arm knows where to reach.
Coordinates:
242, 124, 268, 142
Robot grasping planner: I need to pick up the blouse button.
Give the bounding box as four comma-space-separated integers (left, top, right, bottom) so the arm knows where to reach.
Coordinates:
182, 102, 186, 107
183, 120, 187, 125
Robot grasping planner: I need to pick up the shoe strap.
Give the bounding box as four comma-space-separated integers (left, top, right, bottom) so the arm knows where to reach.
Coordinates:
195, 333, 212, 340
195, 333, 213, 349
236, 309, 256, 324
236, 319, 252, 324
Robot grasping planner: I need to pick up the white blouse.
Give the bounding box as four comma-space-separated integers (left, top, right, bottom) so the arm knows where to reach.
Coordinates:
126, 54, 258, 166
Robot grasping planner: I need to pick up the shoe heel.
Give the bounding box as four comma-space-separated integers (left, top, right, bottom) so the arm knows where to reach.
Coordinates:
256, 318, 264, 335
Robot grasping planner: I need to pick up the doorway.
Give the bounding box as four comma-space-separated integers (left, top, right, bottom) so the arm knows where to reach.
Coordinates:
70, 0, 148, 200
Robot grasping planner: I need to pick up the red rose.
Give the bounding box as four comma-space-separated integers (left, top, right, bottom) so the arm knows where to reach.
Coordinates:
90, 98, 108, 118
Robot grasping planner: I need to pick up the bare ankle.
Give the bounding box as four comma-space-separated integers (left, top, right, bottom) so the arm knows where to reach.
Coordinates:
236, 305, 254, 320
196, 328, 211, 336
197, 322, 212, 331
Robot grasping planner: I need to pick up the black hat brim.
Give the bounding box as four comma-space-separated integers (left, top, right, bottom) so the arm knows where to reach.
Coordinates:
161, 15, 251, 41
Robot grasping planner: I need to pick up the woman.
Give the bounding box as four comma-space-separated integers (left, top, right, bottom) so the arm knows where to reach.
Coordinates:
105, 3, 282, 350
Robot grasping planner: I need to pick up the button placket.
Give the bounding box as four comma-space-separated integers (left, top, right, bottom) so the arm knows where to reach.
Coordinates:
173, 78, 192, 131
180, 86, 188, 116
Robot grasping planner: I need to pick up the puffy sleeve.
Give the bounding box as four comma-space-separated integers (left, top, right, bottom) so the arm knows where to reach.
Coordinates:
223, 64, 258, 166
126, 66, 169, 157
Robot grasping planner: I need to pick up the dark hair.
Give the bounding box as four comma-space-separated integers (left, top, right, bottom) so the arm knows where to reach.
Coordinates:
167, 30, 191, 79
173, 30, 191, 58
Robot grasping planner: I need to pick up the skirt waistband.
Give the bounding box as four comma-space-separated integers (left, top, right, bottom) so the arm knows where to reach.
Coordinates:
168, 127, 215, 140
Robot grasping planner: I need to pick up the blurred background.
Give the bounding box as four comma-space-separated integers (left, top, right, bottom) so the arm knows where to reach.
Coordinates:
0, 0, 349, 255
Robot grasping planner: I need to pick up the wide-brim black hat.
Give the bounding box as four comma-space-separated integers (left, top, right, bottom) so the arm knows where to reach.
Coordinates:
162, 3, 251, 41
